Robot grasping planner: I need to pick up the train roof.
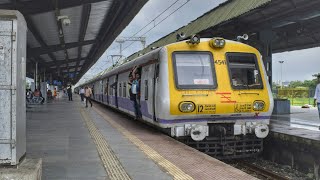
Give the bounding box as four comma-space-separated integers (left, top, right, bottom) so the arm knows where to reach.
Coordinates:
79, 47, 163, 86
78, 38, 255, 87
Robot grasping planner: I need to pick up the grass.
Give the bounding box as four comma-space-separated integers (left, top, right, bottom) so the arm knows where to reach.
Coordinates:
287, 97, 314, 106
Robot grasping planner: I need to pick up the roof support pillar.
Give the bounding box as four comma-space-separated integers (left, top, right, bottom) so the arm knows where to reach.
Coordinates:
35, 62, 38, 90
50, 73, 53, 85
258, 28, 273, 86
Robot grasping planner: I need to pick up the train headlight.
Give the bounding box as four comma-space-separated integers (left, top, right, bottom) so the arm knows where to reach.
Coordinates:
187, 34, 200, 45
179, 101, 195, 113
209, 37, 225, 48
253, 101, 265, 111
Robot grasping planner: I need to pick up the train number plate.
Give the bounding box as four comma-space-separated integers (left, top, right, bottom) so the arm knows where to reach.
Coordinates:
197, 104, 216, 114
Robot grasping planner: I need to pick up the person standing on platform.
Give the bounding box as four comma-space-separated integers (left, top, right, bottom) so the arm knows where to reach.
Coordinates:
53, 88, 57, 100
79, 87, 85, 102
85, 86, 93, 108
67, 85, 73, 101
314, 75, 320, 119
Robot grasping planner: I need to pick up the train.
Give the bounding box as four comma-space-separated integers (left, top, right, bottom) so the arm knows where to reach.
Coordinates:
76, 35, 274, 159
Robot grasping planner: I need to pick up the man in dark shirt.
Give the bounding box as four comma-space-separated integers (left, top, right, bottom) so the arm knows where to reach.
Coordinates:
67, 86, 73, 101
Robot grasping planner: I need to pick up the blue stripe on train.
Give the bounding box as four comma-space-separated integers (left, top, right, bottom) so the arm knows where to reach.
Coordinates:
93, 93, 270, 124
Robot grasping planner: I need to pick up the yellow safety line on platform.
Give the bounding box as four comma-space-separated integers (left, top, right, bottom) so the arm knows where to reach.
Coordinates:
80, 108, 131, 180
93, 107, 194, 180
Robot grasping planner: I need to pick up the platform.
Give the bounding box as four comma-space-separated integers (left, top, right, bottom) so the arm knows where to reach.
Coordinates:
26, 95, 256, 180
270, 105, 320, 140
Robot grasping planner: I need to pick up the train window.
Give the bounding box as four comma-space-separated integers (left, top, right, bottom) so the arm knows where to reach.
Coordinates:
119, 83, 122, 97
123, 82, 127, 98
105, 82, 108, 95
155, 64, 160, 78
145, 80, 148, 100
172, 52, 217, 89
109, 83, 113, 96
226, 53, 263, 89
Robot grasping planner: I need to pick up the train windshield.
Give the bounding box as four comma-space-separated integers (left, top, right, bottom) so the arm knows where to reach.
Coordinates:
227, 53, 263, 89
173, 52, 216, 89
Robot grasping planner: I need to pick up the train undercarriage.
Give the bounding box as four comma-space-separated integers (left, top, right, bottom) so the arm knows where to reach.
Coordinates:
180, 135, 263, 159
174, 123, 265, 159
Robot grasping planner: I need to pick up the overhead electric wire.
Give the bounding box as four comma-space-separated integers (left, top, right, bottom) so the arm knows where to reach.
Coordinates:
127, 0, 181, 39
101, 0, 181, 55
122, 0, 191, 52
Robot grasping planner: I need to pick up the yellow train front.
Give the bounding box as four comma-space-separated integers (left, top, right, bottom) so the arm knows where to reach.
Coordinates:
156, 37, 273, 159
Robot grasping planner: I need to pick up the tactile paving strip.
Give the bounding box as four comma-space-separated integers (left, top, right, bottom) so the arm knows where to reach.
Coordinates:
80, 108, 131, 180
93, 107, 194, 180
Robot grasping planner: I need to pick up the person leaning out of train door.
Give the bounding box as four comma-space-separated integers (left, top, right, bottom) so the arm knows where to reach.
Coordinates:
130, 67, 142, 120
85, 86, 93, 108
313, 75, 320, 120
128, 74, 135, 100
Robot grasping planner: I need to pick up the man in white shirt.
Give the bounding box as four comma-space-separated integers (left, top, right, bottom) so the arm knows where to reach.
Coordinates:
314, 75, 320, 119
79, 87, 85, 102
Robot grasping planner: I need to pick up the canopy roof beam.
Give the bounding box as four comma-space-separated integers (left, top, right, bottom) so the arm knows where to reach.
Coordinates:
28, 40, 96, 57
1, 0, 109, 15
25, 16, 59, 67
74, 4, 92, 82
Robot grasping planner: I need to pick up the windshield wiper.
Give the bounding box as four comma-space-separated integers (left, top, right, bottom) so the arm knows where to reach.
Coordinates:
238, 83, 259, 95
238, 92, 259, 95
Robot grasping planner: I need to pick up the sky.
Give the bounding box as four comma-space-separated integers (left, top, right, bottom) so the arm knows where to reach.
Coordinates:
272, 48, 320, 83
75, 0, 320, 86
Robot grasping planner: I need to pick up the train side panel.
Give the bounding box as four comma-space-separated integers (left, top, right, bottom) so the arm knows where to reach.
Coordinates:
117, 71, 132, 115
155, 48, 172, 127
108, 75, 117, 108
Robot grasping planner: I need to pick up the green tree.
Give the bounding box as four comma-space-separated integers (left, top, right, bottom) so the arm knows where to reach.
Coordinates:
288, 80, 303, 88
272, 82, 278, 90
302, 79, 316, 90
312, 73, 320, 78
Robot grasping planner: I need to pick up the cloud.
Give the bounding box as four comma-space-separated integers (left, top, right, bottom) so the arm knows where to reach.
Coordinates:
273, 47, 320, 82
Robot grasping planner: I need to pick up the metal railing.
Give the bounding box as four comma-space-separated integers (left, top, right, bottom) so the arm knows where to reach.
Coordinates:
273, 88, 315, 106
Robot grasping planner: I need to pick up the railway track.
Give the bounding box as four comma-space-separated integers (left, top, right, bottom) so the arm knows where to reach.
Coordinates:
235, 160, 290, 180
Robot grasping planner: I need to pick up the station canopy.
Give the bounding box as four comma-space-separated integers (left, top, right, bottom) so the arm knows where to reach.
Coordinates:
0, 0, 147, 84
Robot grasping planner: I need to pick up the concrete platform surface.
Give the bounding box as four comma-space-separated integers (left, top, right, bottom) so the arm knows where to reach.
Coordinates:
270, 105, 320, 140
26, 97, 107, 180
0, 158, 41, 180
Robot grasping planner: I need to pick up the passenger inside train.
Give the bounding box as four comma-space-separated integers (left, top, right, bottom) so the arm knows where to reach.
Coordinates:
227, 53, 262, 89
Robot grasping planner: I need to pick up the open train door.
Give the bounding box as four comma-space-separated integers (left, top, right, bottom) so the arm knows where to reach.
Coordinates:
141, 62, 159, 121
100, 80, 104, 102
115, 75, 118, 108
153, 63, 160, 121
106, 78, 109, 104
